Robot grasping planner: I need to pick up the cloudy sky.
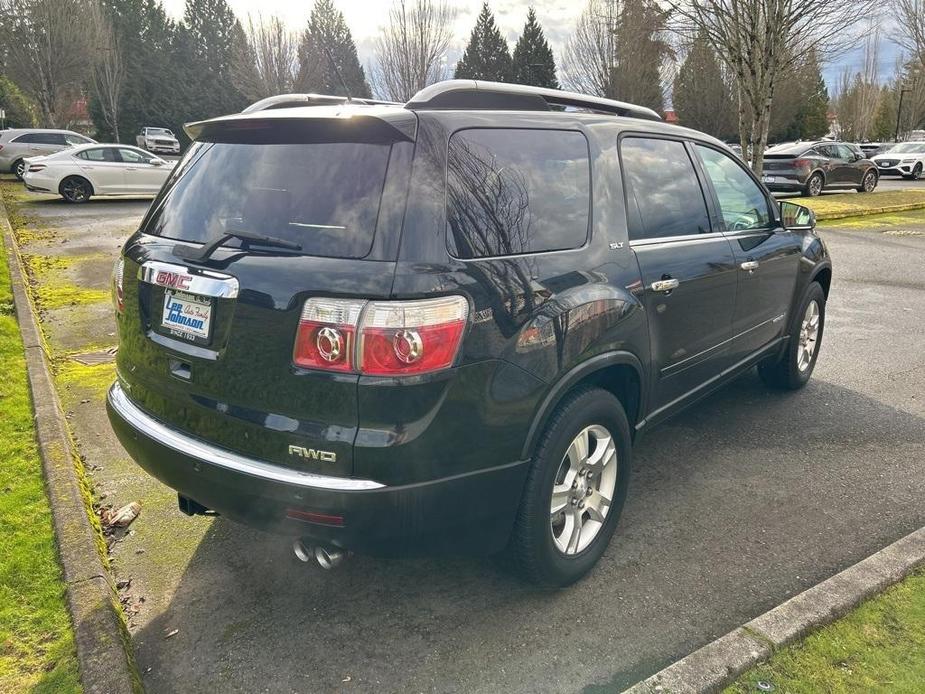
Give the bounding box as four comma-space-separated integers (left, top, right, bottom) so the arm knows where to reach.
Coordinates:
160, 0, 901, 92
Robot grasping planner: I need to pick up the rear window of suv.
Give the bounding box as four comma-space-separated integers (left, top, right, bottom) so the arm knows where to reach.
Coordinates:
140, 140, 394, 259
446, 128, 590, 259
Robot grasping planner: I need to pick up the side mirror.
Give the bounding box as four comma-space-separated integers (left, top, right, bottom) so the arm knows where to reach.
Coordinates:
779, 200, 816, 231
150, 158, 165, 166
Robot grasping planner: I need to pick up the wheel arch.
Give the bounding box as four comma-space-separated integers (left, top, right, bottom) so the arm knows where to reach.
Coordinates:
521, 351, 646, 460
812, 265, 832, 299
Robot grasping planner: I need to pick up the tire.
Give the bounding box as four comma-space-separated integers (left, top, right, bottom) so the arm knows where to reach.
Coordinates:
802, 172, 824, 197
59, 176, 92, 203
507, 386, 631, 587
907, 164, 922, 181
858, 169, 878, 193
759, 282, 826, 390
12, 159, 25, 180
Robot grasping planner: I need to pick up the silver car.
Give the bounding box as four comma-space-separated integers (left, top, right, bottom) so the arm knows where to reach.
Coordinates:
0, 128, 96, 179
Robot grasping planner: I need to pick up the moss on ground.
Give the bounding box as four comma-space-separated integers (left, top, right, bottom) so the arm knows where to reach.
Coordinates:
726, 569, 925, 693
0, 230, 81, 692
20, 253, 109, 311
56, 360, 117, 403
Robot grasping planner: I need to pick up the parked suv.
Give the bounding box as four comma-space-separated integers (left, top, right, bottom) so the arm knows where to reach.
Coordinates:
870, 141, 925, 180
136, 127, 181, 154
106, 81, 832, 586
0, 128, 96, 179
762, 140, 878, 196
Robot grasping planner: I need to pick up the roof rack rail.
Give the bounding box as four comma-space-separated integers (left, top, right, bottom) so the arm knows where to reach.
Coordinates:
405, 80, 661, 122
243, 93, 401, 113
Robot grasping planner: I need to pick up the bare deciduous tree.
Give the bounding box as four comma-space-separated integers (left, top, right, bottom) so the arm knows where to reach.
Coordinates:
561, 0, 671, 113
668, 0, 879, 172
236, 14, 298, 101
90, 6, 124, 141
892, 0, 925, 66
373, 0, 455, 101
833, 30, 882, 142
0, 0, 102, 127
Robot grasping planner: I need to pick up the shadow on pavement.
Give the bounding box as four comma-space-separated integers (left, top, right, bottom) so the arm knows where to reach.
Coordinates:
130, 370, 925, 693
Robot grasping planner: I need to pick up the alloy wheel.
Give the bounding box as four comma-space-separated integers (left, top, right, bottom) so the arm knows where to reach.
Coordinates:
13, 160, 25, 179
797, 299, 820, 372
61, 179, 89, 202
809, 175, 823, 196
863, 171, 877, 192
550, 424, 618, 555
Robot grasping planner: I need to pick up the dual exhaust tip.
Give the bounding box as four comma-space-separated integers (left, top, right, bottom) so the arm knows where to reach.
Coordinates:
292, 539, 347, 570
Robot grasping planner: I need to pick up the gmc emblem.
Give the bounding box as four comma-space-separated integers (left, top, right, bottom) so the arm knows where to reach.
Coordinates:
155, 270, 192, 290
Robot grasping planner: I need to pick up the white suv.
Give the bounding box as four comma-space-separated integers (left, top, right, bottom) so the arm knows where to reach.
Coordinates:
0, 128, 96, 179
870, 142, 925, 180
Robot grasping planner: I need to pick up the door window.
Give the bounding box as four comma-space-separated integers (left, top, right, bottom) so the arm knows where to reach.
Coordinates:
816, 144, 839, 159
836, 144, 857, 161
620, 137, 711, 241
446, 128, 590, 258
117, 148, 152, 164
695, 145, 772, 232
65, 133, 93, 146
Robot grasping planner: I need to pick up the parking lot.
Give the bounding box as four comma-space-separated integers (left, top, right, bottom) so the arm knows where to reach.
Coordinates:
6, 178, 925, 693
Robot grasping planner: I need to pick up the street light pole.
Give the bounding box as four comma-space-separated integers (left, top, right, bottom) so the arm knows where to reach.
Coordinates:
894, 86, 912, 143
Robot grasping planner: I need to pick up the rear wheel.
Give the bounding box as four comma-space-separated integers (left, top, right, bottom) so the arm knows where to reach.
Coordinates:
858, 169, 878, 193
12, 159, 25, 180
507, 386, 631, 587
802, 172, 824, 197
759, 281, 825, 390
59, 176, 93, 203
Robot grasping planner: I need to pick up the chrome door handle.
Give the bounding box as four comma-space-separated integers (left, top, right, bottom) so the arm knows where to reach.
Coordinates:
650, 278, 680, 293
740, 260, 760, 272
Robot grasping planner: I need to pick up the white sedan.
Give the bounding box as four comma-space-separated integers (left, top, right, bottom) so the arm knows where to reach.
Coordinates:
22, 143, 176, 203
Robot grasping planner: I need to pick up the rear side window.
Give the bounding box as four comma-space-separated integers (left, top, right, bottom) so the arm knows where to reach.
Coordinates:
141, 141, 394, 258
620, 137, 710, 241
11, 133, 40, 143
446, 128, 590, 259
76, 148, 116, 162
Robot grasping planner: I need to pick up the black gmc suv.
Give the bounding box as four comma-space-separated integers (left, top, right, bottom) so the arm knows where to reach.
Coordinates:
107, 80, 831, 586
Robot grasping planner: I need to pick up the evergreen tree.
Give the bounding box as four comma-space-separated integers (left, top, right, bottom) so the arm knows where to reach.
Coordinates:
454, 3, 512, 82
793, 49, 830, 139
871, 87, 897, 141
672, 35, 736, 140
90, 0, 191, 143
511, 8, 557, 88
183, 0, 249, 118
612, 0, 670, 112
296, 0, 371, 98
0, 76, 38, 127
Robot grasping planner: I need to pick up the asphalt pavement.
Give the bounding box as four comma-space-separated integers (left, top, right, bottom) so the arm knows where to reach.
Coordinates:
7, 177, 925, 693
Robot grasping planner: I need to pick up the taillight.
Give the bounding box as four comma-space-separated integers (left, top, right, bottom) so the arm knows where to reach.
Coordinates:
112, 257, 124, 313
293, 298, 363, 372
793, 158, 811, 169
293, 296, 469, 376
28, 164, 46, 172
359, 297, 468, 375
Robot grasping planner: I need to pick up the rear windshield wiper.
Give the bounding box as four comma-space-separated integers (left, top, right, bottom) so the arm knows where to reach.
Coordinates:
174, 228, 302, 262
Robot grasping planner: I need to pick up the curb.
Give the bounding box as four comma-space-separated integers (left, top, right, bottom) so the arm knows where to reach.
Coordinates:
814, 200, 925, 221
1, 194, 138, 693
624, 525, 925, 693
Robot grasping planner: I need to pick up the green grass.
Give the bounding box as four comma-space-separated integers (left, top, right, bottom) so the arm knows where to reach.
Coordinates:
796, 189, 925, 220
726, 569, 925, 693
818, 207, 925, 231
0, 238, 81, 691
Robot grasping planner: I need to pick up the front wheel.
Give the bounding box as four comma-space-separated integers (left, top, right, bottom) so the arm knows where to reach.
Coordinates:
906, 164, 922, 181
858, 170, 878, 193
59, 176, 92, 203
759, 282, 826, 390
507, 386, 631, 587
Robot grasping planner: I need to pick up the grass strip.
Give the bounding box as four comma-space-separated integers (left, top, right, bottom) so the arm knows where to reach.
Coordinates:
0, 235, 81, 692
726, 569, 925, 693
795, 189, 925, 220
